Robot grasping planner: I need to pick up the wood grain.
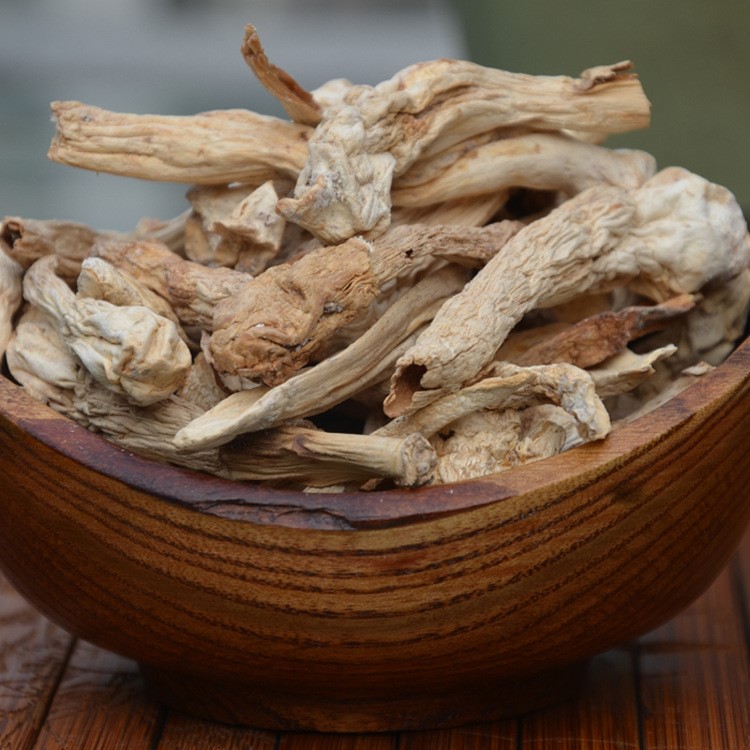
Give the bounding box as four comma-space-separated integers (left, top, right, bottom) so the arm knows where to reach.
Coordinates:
32, 640, 161, 750
0, 576, 72, 750
0, 338, 748, 731
156, 714, 276, 750
637, 564, 750, 749
520, 649, 640, 748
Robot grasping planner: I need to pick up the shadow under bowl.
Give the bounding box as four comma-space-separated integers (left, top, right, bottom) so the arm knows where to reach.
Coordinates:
0, 338, 749, 732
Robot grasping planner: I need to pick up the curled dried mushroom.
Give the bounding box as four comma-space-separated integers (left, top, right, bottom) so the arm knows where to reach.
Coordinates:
3, 26, 748, 491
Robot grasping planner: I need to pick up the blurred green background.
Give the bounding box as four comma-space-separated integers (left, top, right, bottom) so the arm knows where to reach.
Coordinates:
453, 0, 750, 210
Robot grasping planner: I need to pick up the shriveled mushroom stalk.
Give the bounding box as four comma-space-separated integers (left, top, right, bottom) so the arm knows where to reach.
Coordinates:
278, 59, 650, 243
387, 168, 749, 416
209, 220, 521, 385
48, 101, 311, 185
175, 265, 468, 450
91, 238, 251, 330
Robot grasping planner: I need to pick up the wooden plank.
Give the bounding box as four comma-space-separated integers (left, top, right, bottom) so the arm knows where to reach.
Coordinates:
32, 639, 162, 750
519, 648, 640, 749
637, 563, 750, 750
0, 573, 74, 750
156, 714, 277, 749
399, 719, 518, 749
278, 732, 397, 750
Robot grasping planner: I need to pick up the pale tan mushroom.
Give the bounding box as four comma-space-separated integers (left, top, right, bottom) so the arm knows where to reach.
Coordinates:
6, 305, 79, 416
388, 168, 749, 415
209, 221, 520, 384
391, 132, 656, 208
48, 101, 311, 185
91, 238, 251, 330
277, 59, 650, 243
175, 265, 467, 450
23, 255, 192, 405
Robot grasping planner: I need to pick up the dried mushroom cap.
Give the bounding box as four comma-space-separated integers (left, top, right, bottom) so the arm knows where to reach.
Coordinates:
388, 168, 748, 415
6, 305, 79, 414
278, 59, 650, 243
23, 255, 192, 405
433, 405, 574, 484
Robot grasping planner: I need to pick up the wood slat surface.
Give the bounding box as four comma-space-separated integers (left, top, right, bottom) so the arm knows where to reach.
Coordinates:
3, 531, 750, 750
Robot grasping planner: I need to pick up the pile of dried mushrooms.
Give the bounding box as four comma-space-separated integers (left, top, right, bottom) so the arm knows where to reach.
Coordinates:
2, 26, 749, 491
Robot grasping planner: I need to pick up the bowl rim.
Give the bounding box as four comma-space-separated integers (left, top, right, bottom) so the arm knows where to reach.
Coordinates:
2, 337, 749, 531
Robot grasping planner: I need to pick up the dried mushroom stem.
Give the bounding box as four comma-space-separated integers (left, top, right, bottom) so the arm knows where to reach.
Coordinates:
23, 255, 192, 405
223, 424, 436, 487
1, 216, 123, 282
391, 133, 656, 208
175, 265, 467, 450
91, 238, 251, 329
210, 220, 520, 383
241, 24, 322, 126
379, 361, 610, 442
589, 345, 677, 398
48, 101, 311, 185
278, 59, 650, 243
387, 168, 749, 416
501, 293, 695, 368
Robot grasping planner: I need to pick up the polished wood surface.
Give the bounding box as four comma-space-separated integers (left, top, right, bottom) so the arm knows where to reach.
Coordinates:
3, 533, 750, 749
0, 338, 749, 732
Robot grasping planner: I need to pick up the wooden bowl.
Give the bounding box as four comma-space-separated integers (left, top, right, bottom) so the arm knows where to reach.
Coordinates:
1, 338, 750, 733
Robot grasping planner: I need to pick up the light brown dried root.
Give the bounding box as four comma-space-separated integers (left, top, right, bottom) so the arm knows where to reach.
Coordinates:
23, 255, 192, 405
277, 59, 650, 243
91, 238, 251, 330
500, 293, 695, 368
48, 101, 311, 185
223, 423, 436, 487
241, 24, 322, 126
391, 133, 656, 208
391, 192, 511, 229
388, 168, 748, 415
175, 265, 467, 450
210, 220, 520, 383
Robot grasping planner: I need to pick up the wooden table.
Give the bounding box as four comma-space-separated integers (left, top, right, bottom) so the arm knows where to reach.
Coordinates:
3, 530, 750, 750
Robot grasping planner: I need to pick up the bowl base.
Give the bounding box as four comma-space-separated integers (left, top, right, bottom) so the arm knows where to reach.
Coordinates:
139, 661, 589, 732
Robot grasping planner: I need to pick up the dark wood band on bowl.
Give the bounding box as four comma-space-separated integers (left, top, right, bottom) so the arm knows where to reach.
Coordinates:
0, 338, 749, 731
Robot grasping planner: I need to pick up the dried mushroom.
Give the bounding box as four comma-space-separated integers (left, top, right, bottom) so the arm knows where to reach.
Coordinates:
23, 255, 192, 405
3, 26, 748, 490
